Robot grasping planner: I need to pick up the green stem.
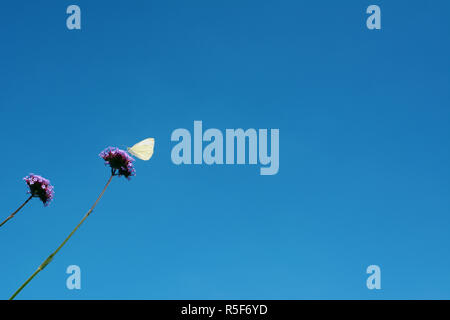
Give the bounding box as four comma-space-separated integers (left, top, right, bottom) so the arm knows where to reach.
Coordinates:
9, 174, 114, 300
0, 195, 33, 228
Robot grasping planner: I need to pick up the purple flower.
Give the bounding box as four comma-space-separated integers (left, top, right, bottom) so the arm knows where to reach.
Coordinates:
99, 147, 136, 179
24, 174, 55, 206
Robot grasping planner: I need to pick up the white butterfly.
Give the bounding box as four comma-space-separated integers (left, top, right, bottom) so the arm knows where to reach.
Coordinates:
127, 138, 155, 161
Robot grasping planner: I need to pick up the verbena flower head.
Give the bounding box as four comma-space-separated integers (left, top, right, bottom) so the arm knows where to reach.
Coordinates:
24, 174, 55, 206
99, 147, 136, 179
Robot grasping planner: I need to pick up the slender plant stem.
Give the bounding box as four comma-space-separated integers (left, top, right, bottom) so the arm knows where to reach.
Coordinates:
9, 174, 114, 300
0, 195, 33, 228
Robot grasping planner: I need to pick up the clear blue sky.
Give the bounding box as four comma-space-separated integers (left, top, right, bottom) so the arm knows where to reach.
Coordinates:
0, 0, 449, 299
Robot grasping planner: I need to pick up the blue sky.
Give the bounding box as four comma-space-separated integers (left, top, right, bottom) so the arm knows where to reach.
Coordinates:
0, 0, 449, 299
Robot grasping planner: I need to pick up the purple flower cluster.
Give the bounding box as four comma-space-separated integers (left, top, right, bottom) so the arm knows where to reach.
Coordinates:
99, 147, 136, 179
24, 174, 55, 206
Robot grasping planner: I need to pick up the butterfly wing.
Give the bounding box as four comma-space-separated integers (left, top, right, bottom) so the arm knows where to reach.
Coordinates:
128, 138, 155, 160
